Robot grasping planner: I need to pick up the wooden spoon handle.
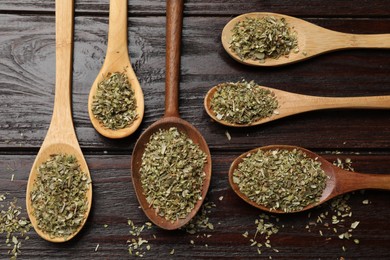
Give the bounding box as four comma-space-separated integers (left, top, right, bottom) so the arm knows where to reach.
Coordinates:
328, 32, 390, 50
51, 0, 74, 130
334, 167, 390, 194
275, 91, 390, 120
283, 94, 390, 114
164, 0, 184, 118
311, 95, 390, 110
106, 0, 128, 57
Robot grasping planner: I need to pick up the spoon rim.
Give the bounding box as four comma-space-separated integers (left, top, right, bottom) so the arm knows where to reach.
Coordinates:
228, 145, 337, 214
221, 12, 308, 67
131, 116, 212, 230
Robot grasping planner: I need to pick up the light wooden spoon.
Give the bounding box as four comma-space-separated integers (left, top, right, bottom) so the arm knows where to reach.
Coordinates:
222, 12, 390, 66
26, 0, 92, 242
131, 0, 212, 230
204, 83, 390, 127
229, 145, 390, 214
88, 0, 144, 139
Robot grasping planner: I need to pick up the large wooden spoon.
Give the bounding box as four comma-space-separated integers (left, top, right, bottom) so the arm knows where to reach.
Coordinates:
222, 12, 390, 66
26, 0, 92, 242
88, 0, 144, 138
204, 84, 390, 127
131, 0, 212, 230
229, 145, 390, 214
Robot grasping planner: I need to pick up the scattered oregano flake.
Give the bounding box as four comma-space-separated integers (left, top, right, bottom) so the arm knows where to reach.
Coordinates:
0, 195, 31, 259
92, 71, 138, 130
305, 158, 362, 255
127, 219, 153, 257
184, 201, 216, 235
210, 80, 278, 125
229, 16, 298, 62
242, 214, 279, 255
140, 127, 207, 222
30, 154, 90, 239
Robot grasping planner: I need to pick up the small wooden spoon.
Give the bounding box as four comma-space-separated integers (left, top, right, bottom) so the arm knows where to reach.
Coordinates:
26, 0, 92, 242
221, 12, 390, 66
204, 84, 390, 127
88, 0, 144, 138
229, 145, 390, 214
131, 0, 212, 230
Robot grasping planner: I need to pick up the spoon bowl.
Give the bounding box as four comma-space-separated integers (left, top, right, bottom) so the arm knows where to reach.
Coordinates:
131, 0, 212, 230
229, 145, 390, 214
221, 12, 390, 66
26, 143, 92, 242
132, 117, 211, 230
204, 83, 390, 127
88, 0, 144, 139
26, 0, 92, 242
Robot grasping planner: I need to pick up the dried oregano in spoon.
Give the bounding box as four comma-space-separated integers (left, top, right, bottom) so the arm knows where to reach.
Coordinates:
233, 148, 328, 212
30, 154, 90, 238
92, 71, 138, 130
229, 16, 298, 62
140, 127, 207, 222
210, 80, 278, 125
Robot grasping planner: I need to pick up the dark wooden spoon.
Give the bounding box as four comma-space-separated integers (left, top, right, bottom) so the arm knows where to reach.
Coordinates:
229, 145, 390, 214
131, 0, 212, 230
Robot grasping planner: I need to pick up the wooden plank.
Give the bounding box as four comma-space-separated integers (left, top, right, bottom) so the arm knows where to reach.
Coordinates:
1, 153, 389, 258
0, 14, 389, 150
0, 0, 390, 17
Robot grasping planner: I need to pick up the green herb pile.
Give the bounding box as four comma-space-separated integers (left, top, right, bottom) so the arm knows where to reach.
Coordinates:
229, 16, 298, 62
140, 127, 207, 222
233, 148, 328, 212
30, 154, 90, 239
92, 71, 138, 130
210, 80, 278, 125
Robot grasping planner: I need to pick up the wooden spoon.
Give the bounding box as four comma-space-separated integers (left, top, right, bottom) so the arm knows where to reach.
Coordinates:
204, 84, 390, 127
221, 12, 390, 66
131, 0, 212, 230
26, 0, 92, 242
229, 145, 390, 214
88, 0, 144, 138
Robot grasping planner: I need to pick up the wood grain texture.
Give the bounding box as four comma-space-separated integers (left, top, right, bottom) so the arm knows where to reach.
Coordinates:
0, 15, 389, 150
1, 0, 390, 17
0, 0, 389, 258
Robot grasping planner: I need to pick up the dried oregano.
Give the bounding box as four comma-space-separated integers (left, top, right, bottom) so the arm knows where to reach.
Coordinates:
210, 80, 278, 125
233, 149, 328, 212
92, 71, 138, 130
140, 127, 207, 222
184, 201, 216, 235
242, 213, 279, 255
230, 16, 298, 62
127, 220, 153, 257
0, 195, 31, 259
30, 154, 90, 239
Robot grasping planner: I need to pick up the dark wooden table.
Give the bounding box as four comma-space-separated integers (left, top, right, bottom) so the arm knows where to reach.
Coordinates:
1, 0, 389, 259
